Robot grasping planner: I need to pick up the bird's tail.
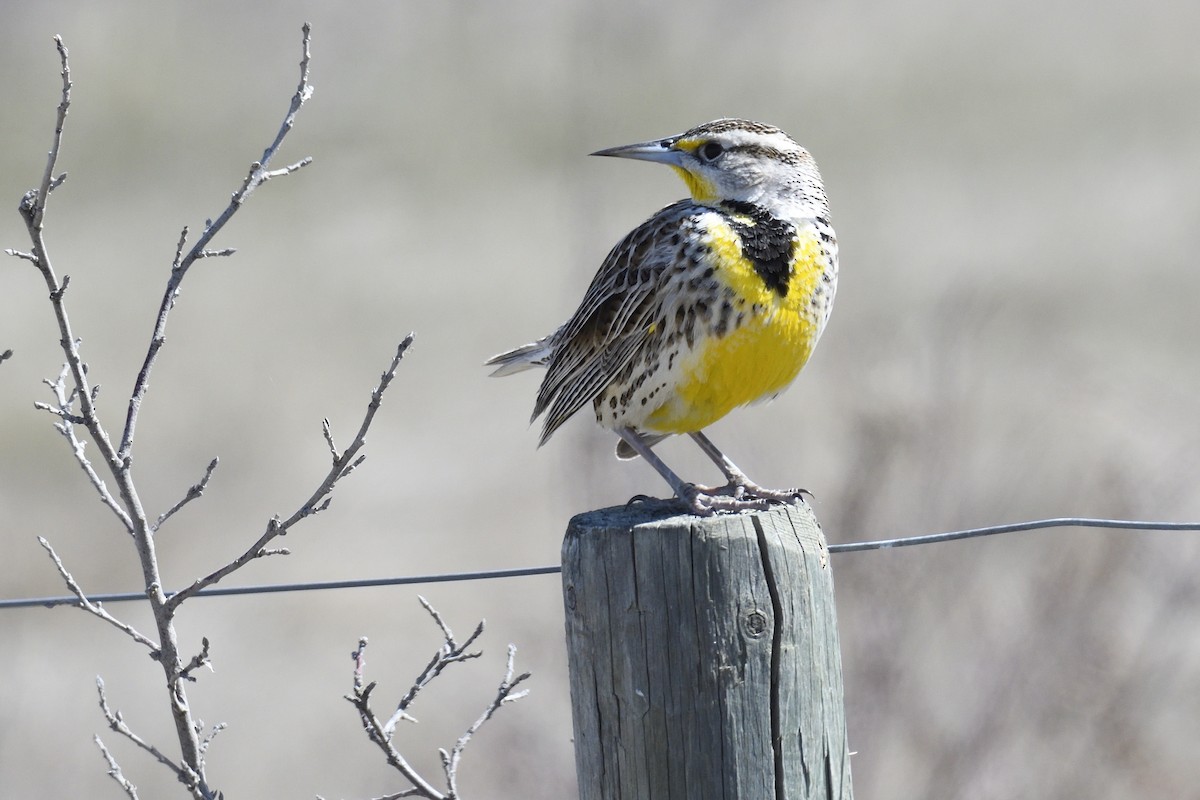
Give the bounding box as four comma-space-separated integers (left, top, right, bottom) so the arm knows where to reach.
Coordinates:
485, 338, 552, 377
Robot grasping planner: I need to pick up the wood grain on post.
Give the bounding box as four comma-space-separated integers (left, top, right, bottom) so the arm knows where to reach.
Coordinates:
562, 500, 853, 800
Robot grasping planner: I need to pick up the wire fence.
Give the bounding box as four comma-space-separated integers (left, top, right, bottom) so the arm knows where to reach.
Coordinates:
3, 515, 1198, 611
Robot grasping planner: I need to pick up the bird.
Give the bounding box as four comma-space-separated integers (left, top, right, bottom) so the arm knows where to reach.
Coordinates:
487, 118, 838, 515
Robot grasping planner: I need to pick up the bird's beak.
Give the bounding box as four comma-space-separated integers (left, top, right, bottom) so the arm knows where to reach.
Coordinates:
590, 137, 685, 166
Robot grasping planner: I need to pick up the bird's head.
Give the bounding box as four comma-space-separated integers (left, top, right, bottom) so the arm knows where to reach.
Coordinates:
591, 118, 825, 218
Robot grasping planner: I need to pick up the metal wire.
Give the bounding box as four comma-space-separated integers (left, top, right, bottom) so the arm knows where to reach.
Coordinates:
0, 565, 564, 610
2, 516, 1197, 610
827, 516, 1200, 552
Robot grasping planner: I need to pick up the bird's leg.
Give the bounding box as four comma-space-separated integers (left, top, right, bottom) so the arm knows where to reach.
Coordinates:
687, 430, 808, 503
616, 428, 771, 516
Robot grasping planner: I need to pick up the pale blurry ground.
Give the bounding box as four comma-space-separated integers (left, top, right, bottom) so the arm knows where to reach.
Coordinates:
2, 1, 1199, 798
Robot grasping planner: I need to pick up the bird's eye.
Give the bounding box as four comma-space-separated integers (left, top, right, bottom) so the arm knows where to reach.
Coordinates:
699, 142, 724, 162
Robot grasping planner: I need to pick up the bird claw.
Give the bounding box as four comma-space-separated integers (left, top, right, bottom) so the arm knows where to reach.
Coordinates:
691, 480, 810, 509
744, 484, 811, 504
625, 494, 657, 508
677, 484, 772, 517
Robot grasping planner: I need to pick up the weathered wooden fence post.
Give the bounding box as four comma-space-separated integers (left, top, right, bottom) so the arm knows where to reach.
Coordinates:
562, 499, 853, 800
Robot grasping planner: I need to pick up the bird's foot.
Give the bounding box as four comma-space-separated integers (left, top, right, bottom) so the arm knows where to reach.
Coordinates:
693, 479, 811, 505
677, 484, 773, 517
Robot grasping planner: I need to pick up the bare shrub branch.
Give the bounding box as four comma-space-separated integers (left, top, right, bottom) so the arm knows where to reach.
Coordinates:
154, 458, 219, 532
96, 677, 195, 787
441, 644, 532, 797
95, 735, 141, 800
29, 35, 72, 233
344, 601, 531, 800
164, 333, 414, 612
8, 26, 332, 799
117, 22, 315, 463
36, 365, 134, 532
179, 637, 213, 683
385, 596, 485, 734
9, 25, 517, 800
198, 722, 227, 760
39, 537, 160, 653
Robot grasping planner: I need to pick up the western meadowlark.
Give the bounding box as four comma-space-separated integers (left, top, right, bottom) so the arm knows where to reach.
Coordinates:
488, 118, 837, 515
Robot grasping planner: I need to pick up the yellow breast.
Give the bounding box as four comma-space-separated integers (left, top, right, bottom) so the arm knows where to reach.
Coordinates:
646, 221, 829, 434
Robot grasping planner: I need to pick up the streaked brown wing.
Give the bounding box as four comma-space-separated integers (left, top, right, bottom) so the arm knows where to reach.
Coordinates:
533, 200, 699, 443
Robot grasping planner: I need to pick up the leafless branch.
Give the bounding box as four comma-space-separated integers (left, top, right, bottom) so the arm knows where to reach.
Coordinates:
39, 537, 160, 653
117, 22, 314, 464
95, 736, 140, 800
384, 597, 484, 734
441, 644, 532, 797
322, 417, 338, 461
11, 24, 441, 800
12, 37, 119, 518
179, 637, 213, 683
154, 458, 219, 532
198, 722, 227, 760
33, 401, 86, 423
26, 35, 72, 233
7, 27, 324, 800
96, 677, 197, 788
165, 333, 414, 612
36, 365, 134, 532
344, 601, 531, 800
196, 247, 236, 259
348, 640, 449, 800
171, 226, 189, 268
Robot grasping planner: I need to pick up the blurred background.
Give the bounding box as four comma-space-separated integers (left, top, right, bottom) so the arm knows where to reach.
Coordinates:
2, 1, 1199, 797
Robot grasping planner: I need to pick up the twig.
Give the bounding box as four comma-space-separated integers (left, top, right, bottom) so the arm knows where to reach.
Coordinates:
198, 722, 226, 759
28, 35, 72, 232
352, 637, 369, 692
117, 22, 315, 464
441, 644, 532, 797
196, 248, 236, 259
15, 37, 128, 542
154, 458, 219, 532
171, 226, 189, 268
383, 597, 484, 734
164, 334, 414, 612
37, 365, 134, 533
96, 677, 197, 788
348, 640, 448, 800
179, 637, 213, 682
39, 537, 159, 653
322, 417, 338, 461
8, 27, 321, 800
94, 736, 140, 800
345, 600, 531, 800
